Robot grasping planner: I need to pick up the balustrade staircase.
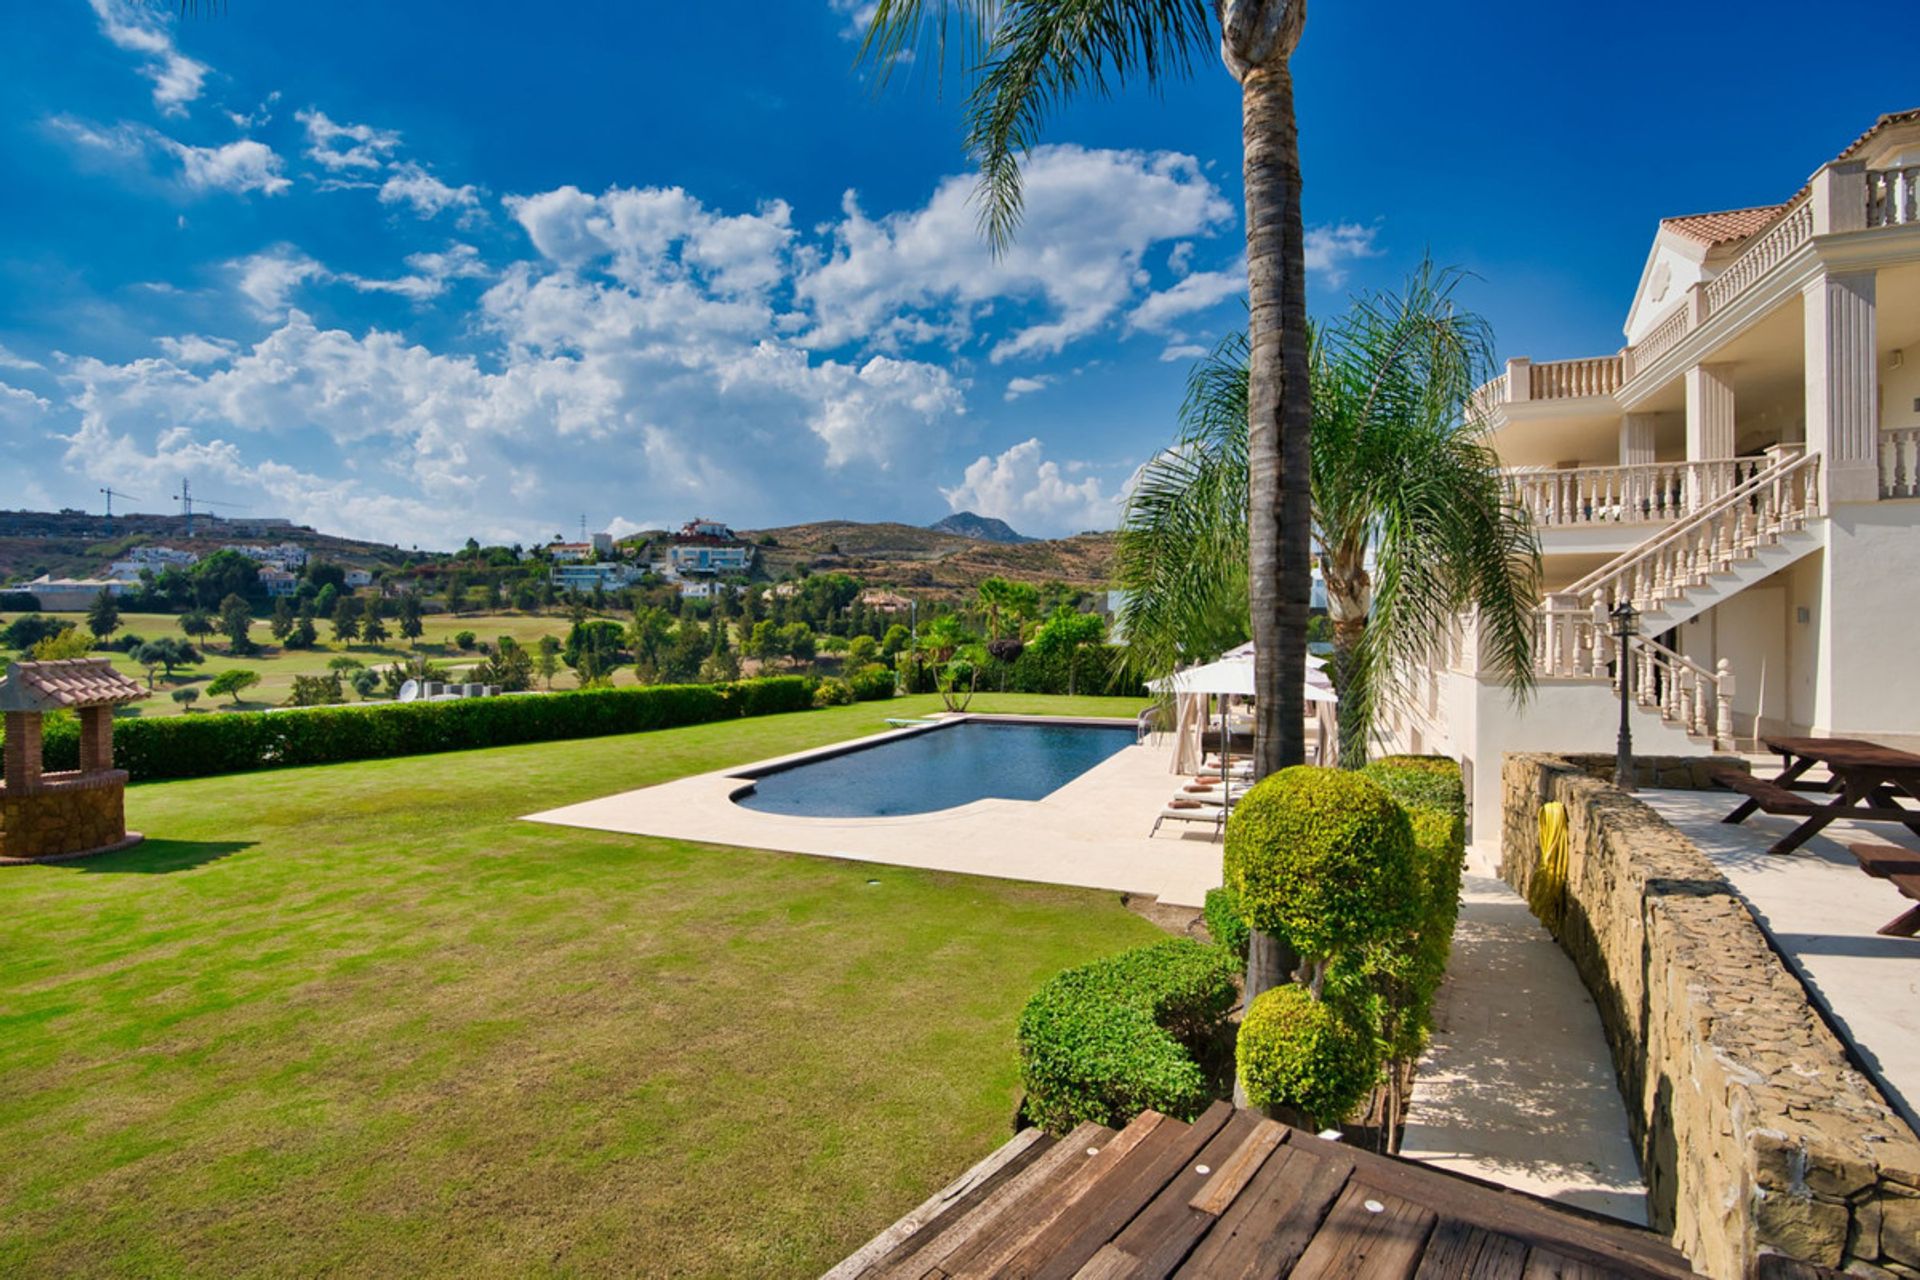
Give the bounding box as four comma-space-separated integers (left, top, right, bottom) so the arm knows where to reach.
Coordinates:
1530, 447, 1825, 750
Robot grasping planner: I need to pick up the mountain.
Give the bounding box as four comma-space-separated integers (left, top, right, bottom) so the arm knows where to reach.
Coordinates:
927, 511, 1035, 544
740, 520, 1114, 599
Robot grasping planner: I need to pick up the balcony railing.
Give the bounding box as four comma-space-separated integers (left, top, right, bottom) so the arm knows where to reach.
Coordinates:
1473, 356, 1624, 411
1868, 166, 1919, 227
1883, 427, 1920, 499
1505, 457, 1766, 529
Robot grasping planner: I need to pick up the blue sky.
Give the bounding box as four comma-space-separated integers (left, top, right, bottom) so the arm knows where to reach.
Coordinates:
0, 1, 1905, 548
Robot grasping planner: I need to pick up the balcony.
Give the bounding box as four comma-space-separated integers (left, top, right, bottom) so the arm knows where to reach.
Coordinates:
1472, 355, 1624, 413
1504, 457, 1768, 529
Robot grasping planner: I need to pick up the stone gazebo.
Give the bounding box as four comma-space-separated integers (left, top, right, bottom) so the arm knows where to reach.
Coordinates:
0, 658, 147, 864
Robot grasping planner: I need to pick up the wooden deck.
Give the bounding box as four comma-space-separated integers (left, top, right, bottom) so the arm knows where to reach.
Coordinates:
826, 1103, 1698, 1279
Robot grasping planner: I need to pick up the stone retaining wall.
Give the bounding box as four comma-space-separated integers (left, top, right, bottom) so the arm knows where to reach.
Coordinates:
0, 770, 128, 861
1502, 753, 1920, 1280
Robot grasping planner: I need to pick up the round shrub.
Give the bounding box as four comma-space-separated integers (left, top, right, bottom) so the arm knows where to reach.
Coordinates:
1017, 939, 1237, 1132
812, 677, 854, 708
1223, 766, 1418, 960
1237, 984, 1378, 1126
1361, 756, 1466, 815
1202, 886, 1250, 963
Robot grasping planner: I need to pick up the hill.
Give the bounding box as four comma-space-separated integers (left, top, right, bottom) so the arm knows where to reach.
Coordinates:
926, 511, 1034, 544
743, 520, 1115, 598
0, 509, 413, 586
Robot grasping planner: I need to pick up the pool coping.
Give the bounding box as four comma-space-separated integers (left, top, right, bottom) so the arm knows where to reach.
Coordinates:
519, 712, 1223, 907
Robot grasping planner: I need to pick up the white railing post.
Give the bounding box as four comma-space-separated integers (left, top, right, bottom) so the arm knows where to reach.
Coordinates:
1714, 658, 1735, 751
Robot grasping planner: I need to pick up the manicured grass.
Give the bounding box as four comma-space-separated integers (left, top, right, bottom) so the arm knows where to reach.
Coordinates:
0, 694, 1156, 1277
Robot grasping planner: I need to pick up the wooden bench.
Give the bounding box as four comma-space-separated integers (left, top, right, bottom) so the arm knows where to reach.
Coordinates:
1709, 767, 1826, 818
1848, 842, 1920, 937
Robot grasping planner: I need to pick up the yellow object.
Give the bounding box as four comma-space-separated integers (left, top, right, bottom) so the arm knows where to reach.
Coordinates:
1530, 801, 1570, 930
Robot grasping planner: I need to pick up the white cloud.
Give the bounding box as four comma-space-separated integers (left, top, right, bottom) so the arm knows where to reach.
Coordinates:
1127, 265, 1244, 333
1004, 375, 1051, 402
941, 438, 1119, 537
1304, 222, 1381, 286
0, 382, 51, 431
345, 243, 491, 302
380, 161, 480, 218
827, 0, 880, 39
1159, 343, 1208, 362
296, 108, 400, 172
155, 334, 238, 365
506, 185, 795, 298
89, 0, 207, 117
794, 143, 1234, 361
605, 515, 668, 541
231, 246, 329, 316
51, 117, 288, 196
0, 343, 45, 372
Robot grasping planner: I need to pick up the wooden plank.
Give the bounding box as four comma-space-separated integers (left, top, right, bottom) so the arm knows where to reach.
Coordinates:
1330, 1135, 1692, 1277
1090, 1111, 1263, 1279
1413, 1219, 1530, 1280
1289, 1180, 1437, 1280
1520, 1247, 1618, 1280
1188, 1119, 1288, 1216
1172, 1137, 1354, 1279
1013, 1101, 1235, 1280
931, 1111, 1172, 1278
873, 1122, 1112, 1280
826, 1127, 1052, 1280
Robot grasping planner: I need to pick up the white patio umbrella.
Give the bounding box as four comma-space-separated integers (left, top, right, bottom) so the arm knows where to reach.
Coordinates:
1148, 652, 1337, 783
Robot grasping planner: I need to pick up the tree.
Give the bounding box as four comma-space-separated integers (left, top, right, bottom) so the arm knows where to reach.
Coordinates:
443, 569, 467, 614
191, 549, 263, 608
535, 635, 562, 690
86, 589, 121, 641
269, 597, 295, 642
179, 609, 215, 644
1027, 606, 1105, 696
287, 672, 345, 707
563, 619, 625, 685
171, 686, 200, 711
397, 590, 425, 646
348, 667, 379, 700
1117, 265, 1540, 762
865, 0, 1316, 1009
288, 606, 318, 650
360, 599, 390, 646
31, 627, 94, 661
331, 596, 361, 645
207, 668, 260, 704
974, 576, 1038, 640
778, 622, 815, 669
132, 637, 201, 688
218, 594, 256, 654
474, 636, 534, 691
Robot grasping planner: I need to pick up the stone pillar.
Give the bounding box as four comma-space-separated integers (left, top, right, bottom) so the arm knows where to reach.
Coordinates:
78, 706, 113, 774
1685, 364, 1736, 508
1505, 356, 1532, 403
1804, 269, 1880, 505
1619, 413, 1657, 466
3, 711, 42, 792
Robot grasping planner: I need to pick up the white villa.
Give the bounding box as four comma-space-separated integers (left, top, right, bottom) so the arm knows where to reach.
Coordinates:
666, 518, 752, 577
550, 561, 640, 593
1381, 109, 1920, 832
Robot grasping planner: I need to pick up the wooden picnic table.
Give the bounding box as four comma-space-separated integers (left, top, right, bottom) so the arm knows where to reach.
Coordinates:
1712, 736, 1920, 856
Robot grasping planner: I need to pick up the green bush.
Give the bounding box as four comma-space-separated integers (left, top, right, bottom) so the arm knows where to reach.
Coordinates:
1203, 886, 1250, 963
811, 677, 854, 708
846, 663, 896, 701
1017, 939, 1237, 1132
1361, 755, 1466, 815
1223, 766, 1417, 961
1237, 984, 1378, 1127
0, 675, 821, 784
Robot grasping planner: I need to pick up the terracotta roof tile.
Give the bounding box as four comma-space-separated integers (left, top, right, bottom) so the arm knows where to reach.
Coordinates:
0, 659, 148, 712
1660, 205, 1785, 247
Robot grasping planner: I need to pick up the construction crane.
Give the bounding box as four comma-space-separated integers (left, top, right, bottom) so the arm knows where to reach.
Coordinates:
99, 487, 139, 532
172, 478, 248, 537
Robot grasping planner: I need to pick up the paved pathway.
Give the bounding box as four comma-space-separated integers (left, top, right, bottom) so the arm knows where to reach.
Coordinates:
1400, 846, 1649, 1225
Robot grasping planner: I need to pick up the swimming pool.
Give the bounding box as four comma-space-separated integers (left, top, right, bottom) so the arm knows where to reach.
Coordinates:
732, 718, 1137, 818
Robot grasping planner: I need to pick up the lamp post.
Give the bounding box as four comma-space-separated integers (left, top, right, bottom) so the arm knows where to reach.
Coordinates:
1612, 601, 1639, 792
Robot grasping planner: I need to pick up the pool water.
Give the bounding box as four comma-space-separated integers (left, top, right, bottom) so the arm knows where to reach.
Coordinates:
733, 720, 1135, 818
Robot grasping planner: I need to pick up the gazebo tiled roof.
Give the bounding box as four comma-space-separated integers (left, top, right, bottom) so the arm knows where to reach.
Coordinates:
0, 659, 148, 713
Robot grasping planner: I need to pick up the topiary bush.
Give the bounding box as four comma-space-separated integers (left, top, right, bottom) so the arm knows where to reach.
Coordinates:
1236, 984, 1378, 1127
1223, 766, 1418, 964
1203, 886, 1250, 963
1362, 755, 1466, 815
1017, 938, 1238, 1132
811, 677, 854, 708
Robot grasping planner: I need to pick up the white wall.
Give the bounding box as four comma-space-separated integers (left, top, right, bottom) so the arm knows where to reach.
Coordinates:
1818, 502, 1920, 746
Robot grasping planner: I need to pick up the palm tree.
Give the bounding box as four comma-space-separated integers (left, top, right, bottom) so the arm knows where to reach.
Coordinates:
1118, 261, 1542, 762
861, 0, 1315, 783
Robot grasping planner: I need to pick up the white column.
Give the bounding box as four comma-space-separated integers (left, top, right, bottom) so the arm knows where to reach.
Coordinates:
1684, 364, 1735, 508
1619, 413, 1657, 466
1803, 269, 1879, 504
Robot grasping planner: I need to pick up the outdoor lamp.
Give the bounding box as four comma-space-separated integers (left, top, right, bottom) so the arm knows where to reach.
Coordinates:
1611, 601, 1639, 792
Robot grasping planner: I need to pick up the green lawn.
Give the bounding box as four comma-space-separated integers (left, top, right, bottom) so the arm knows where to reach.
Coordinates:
0, 694, 1157, 1277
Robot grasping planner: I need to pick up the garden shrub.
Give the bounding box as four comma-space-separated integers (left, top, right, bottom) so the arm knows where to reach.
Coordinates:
4, 675, 821, 783
1202, 885, 1249, 963
1236, 984, 1378, 1126
1017, 939, 1237, 1132
846, 664, 895, 701
1361, 755, 1465, 815
1222, 766, 1417, 961
811, 677, 854, 708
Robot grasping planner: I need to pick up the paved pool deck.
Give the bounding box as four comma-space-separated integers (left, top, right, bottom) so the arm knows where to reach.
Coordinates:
1638, 789, 1920, 1136
522, 716, 1226, 908
1399, 843, 1650, 1225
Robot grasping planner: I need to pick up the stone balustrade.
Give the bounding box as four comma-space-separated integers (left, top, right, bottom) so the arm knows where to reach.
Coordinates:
1505, 458, 1762, 529
1502, 753, 1920, 1279
1882, 427, 1920, 499
1868, 165, 1919, 227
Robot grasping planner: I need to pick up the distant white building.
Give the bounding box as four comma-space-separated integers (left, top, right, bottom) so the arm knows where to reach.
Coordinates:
546, 532, 614, 562
226, 543, 309, 569
258, 567, 299, 597
109, 545, 198, 578
668, 518, 752, 576
551, 561, 639, 592
344, 568, 374, 588
21, 575, 137, 611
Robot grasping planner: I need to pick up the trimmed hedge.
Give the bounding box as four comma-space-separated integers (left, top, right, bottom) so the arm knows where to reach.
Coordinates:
1017, 939, 1237, 1132
1236, 984, 1378, 1126
846, 664, 896, 702
1202, 886, 1250, 963
4, 676, 818, 783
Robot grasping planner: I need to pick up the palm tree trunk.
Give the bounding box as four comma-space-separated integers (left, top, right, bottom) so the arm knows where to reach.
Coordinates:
1324, 554, 1371, 767
1242, 63, 1310, 783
